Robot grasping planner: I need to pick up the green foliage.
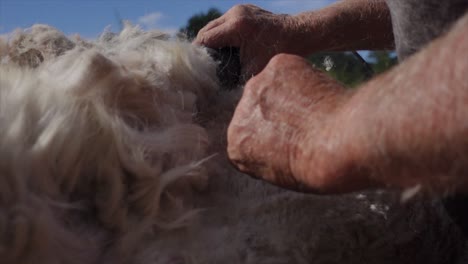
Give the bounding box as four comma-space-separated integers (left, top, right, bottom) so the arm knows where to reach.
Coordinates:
368, 51, 398, 74
309, 52, 369, 87
179, 8, 222, 40
309, 51, 398, 87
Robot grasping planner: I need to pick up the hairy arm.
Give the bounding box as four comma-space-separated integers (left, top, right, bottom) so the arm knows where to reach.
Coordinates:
292, 0, 394, 55
228, 13, 468, 195
295, 12, 468, 194
195, 1, 393, 75
335, 12, 468, 193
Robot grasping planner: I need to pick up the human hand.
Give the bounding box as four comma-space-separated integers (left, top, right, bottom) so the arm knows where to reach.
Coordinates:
227, 54, 376, 193
194, 5, 303, 77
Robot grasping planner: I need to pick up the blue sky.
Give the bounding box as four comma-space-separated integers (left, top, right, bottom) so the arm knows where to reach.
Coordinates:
0, 0, 336, 38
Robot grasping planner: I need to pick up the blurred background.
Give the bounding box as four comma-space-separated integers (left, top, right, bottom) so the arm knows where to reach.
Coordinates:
0, 0, 397, 86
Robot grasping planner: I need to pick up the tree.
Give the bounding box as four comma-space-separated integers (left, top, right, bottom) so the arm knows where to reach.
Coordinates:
368, 50, 398, 74
309, 51, 398, 87
308, 52, 370, 87
179, 8, 222, 40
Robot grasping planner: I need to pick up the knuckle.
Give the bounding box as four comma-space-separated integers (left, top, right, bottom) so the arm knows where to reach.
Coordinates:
268, 53, 304, 69
244, 77, 259, 93
195, 34, 206, 45
229, 5, 243, 15
231, 4, 248, 12
195, 31, 204, 41
270, 53, 293, 63
265, 56, 282, 71
231, 18, 245, 29
225, 5, 260, 32
230, 16, 251, 31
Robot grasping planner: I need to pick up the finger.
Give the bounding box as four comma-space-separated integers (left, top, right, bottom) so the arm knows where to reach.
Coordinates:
194, 18, 229, 46
195, 23, 240, 48
195, 17, 226, 41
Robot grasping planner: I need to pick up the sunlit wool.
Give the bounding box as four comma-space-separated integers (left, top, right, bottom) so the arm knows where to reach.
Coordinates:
0, 24, 222, 263
0, 24, 465, 264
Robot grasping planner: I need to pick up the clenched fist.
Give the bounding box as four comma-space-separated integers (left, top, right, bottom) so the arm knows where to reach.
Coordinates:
227, 54, 376, 193
194, 5, 307, 77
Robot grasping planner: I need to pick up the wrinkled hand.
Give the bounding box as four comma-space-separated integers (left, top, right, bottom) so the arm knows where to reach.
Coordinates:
227, 54, 374, 193
194, 5, 302, 77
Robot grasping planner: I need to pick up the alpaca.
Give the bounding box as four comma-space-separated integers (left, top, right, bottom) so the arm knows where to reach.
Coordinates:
0, 24, 465, 264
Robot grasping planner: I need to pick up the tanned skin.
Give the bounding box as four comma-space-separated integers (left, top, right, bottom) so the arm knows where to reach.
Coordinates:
195, 0, 393, 76
195, 2, 468, 194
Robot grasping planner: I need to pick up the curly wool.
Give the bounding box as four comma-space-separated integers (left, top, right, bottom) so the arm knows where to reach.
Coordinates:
0, 24, 465, 264
0, 24, 220, 264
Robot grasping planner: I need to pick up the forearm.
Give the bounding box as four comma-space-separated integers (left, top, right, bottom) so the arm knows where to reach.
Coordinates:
290, 0, 394, 55
333, 13, 468, 193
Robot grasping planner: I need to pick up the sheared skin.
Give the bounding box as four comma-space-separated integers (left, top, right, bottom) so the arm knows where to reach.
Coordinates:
228, 13, 468, 194
195, 1, 393, 76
